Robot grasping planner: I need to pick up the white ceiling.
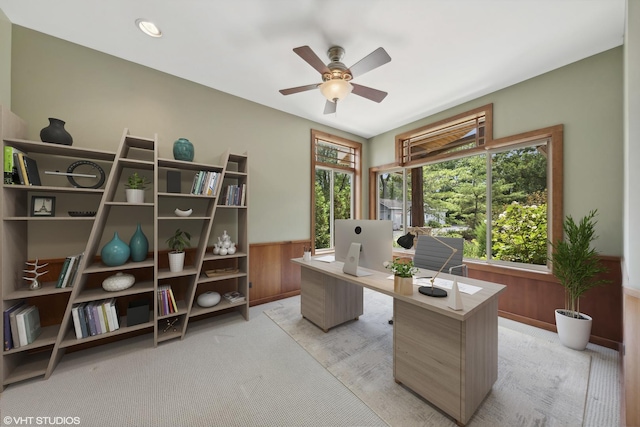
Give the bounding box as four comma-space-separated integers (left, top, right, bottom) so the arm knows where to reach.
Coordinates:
0, 0, 626, 139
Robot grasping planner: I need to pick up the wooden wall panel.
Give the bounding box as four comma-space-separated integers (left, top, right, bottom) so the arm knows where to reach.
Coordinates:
249, 240, 310, 306
469, 256, 622, 349
623, 287, 640, 427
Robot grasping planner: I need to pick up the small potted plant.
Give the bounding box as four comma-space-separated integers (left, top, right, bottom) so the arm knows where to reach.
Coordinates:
384, 257, 418, 296
125, 172, 149, 203
549, 210, 609, 350
166, 228, 191, 272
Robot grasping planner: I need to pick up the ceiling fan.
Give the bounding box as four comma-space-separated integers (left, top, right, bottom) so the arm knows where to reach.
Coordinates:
279, 45, 391, 114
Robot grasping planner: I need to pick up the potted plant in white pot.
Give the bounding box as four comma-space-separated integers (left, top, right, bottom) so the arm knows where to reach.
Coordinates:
125, 172, 149, 203
384, 257, 418, 296
166, 228, 191, 272
549, 210, 609, 350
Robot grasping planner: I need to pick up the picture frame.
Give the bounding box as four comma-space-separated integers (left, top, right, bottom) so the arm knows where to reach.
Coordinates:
31, 196, 56, 217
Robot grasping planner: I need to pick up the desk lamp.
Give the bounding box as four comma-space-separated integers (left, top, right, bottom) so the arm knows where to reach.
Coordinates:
418, 235, 458, 298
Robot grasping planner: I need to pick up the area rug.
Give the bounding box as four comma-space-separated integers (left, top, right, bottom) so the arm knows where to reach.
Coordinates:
265, 290, 592, 427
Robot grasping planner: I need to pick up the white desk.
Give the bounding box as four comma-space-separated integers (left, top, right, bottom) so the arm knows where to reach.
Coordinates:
292, 257, 506, 426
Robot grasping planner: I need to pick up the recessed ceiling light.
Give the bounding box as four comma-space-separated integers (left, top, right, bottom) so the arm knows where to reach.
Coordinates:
135, 19, 162, 38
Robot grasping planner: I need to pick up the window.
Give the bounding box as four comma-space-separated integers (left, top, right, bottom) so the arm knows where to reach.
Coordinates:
375, 105, 563, 270
312, 130, 362, 252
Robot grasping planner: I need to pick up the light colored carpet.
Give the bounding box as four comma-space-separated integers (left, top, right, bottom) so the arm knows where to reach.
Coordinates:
0, 310, 387, 427
265, 289, 594, 427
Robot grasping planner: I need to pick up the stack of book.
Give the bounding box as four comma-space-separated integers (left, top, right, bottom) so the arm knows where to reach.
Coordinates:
222, 184, 246, 206
56, 253, 84, 288
3, 146, 41, 186
158, 284, 178, 316
223, 291, 246, 303
190, 170, 220, 196
71, 299, 119, 339
3, 301, 41, 350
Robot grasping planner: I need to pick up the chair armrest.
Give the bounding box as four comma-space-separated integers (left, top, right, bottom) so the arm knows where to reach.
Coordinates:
448, 263, 468, 277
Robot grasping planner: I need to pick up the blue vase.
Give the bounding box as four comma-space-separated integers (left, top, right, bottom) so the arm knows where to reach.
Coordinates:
173, 138, 194, 162
101, 232, 130, 266
129, 223, 149, 262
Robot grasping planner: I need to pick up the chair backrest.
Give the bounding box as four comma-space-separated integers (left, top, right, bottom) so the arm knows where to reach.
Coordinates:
413, 235, 466, 276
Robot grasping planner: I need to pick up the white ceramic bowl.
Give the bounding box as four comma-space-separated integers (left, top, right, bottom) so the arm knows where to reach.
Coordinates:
197, 291, 221, 307
102, 272, 135, 292
174, 208, 193, 217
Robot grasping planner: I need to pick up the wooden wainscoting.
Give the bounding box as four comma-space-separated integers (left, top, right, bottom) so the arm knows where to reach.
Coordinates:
468, 256, 623, 350
248, 240, 311, 306
623, 286, 640, 427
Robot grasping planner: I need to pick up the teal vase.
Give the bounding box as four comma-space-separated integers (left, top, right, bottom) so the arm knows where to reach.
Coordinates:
129, 223, 149, 262
173, 138, 194, 162
101, 232, 130, 266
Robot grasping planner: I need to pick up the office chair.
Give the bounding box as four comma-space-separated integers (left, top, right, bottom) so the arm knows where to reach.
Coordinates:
413, 235, 468, 277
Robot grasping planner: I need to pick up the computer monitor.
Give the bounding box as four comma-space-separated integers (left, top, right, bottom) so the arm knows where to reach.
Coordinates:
334, 219, 393, 276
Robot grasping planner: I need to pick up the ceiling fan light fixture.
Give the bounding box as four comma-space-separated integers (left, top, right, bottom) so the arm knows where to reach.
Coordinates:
319, 79, 353, 102
135, 19, 162, 38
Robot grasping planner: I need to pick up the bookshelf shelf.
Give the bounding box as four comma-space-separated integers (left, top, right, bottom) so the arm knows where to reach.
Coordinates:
2, 126, 249, 390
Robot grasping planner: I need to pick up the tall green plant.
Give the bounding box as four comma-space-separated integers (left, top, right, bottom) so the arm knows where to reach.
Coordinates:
549, 210, 608, 318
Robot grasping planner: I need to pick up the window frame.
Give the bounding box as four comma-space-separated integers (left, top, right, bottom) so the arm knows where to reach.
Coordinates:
371, 105, 563, 272
311, 130, 362, 254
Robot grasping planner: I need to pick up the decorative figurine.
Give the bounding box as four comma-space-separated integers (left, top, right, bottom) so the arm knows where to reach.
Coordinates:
23, 259, 49, 290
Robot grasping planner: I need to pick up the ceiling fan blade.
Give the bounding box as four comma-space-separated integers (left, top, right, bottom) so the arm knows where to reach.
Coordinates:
279, 83, 320, 96
351, 83, 388, 103
323, 100, 337, 115
293, 46, 330, 75
348, 47, 391, 78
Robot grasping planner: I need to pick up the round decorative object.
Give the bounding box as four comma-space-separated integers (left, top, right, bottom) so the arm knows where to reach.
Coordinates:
66, 160, 106, 189
102, 272, 135, 292
40, 118, 73, 146
173, 138, 194, 162
100, 232, 130, 266
174, 208, 193, 217
197, 291, 221, 308
129, 223, 149, 262
68, 211, 96, 217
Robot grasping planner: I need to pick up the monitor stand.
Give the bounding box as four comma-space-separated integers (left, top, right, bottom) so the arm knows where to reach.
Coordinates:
342, 242, 372, 277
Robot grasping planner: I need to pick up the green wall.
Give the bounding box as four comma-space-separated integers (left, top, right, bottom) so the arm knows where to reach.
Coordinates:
9, 26, 367, 247
6, 25, 625, 257
369, 47, 624, 256
0, 9, 11, 107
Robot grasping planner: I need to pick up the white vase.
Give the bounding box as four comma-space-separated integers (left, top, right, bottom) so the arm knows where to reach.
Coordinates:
168, 251, 185, 272
126, 188, 145, 203
555, 309, 593, 350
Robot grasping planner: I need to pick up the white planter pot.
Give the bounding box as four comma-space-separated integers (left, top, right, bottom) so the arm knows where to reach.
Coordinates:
555, 309, 593, 351
126, 189, 145, 203
168, 251, 185, 272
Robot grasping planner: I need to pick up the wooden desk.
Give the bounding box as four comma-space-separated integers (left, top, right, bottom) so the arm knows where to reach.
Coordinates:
292, 257, 506, 426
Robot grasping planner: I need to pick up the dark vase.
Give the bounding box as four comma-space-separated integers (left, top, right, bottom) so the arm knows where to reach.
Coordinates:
40, 118, 73, 146
129, 223, 149, 262
173, 138, 194, 162
100, 232, 130, 266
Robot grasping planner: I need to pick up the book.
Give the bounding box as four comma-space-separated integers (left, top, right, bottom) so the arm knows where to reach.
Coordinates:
56, 257, 72, 288
71, 304, 83, 339
21, 155, 42, 186
22, 305, 41, 345
60, 255, 76, 288
223, 291, 246, 303
85, 302, 97, 336
64, 253, 83, 288
13, 153, 25, 185
77, 303, 89, 338
109, 299, 119, 330
9, 305, 28, 349
97, 300, 108, 333
91, 302, 102, 335
3, 301, 26, 350
168, 289, 178, 313
16, 152, 30, 185
4, 146, 24, 185
16, 305, 35, 346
